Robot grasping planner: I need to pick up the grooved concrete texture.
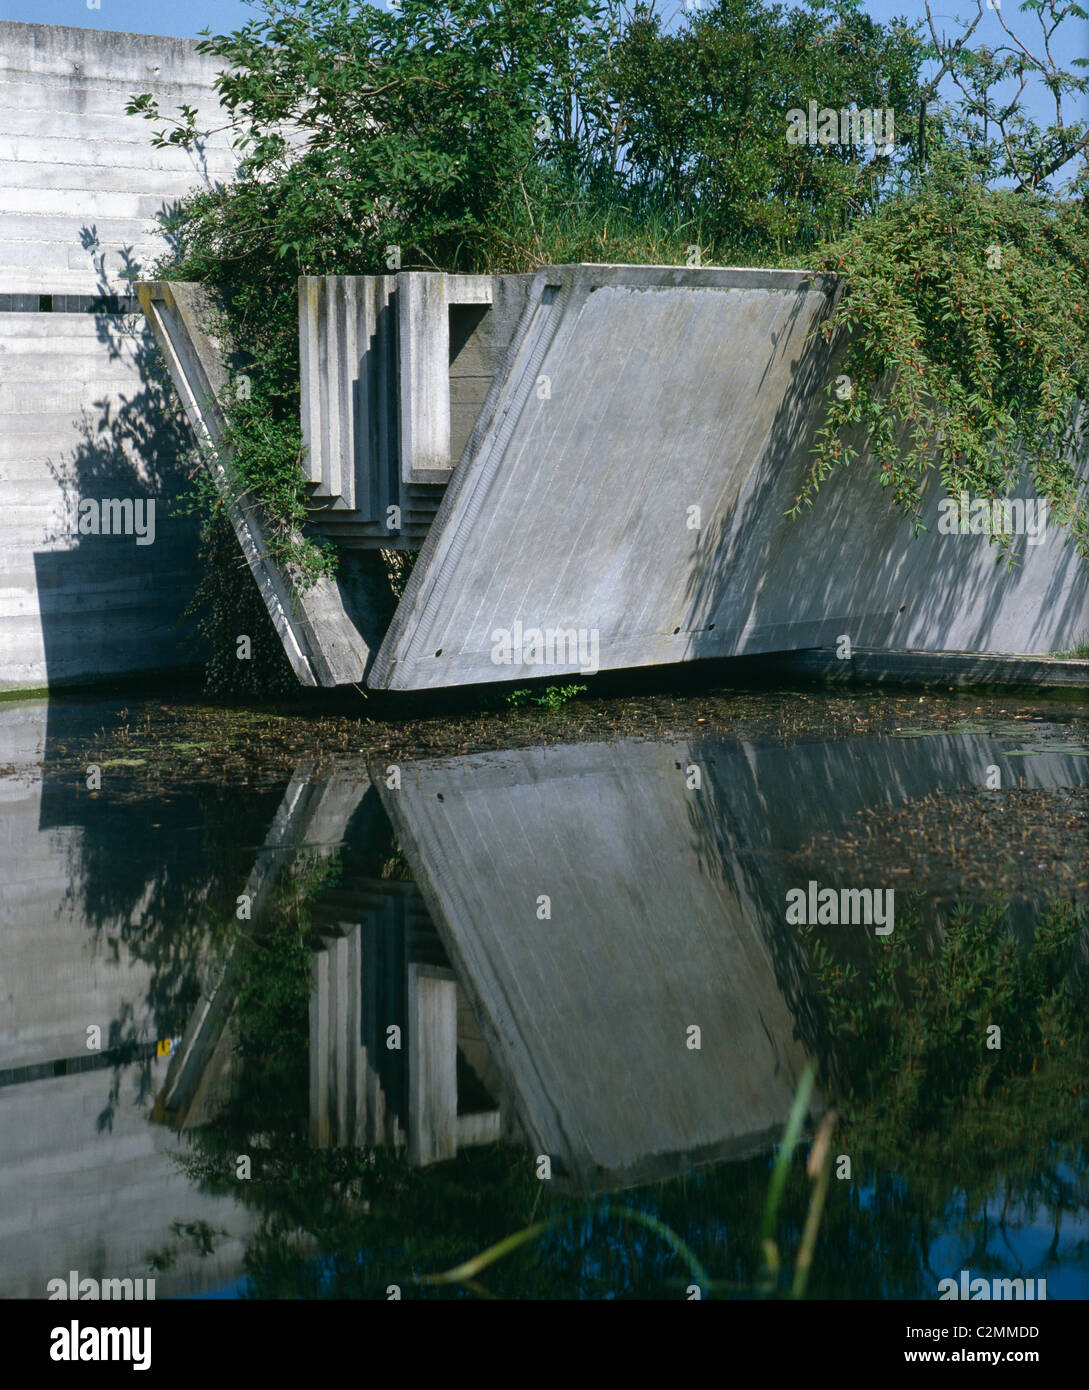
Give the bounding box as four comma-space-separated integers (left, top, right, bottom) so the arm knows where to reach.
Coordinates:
371, 264, 1089, 690
0, 22, 237, 690
298, 272, 533, 547
0, 21, 237, 296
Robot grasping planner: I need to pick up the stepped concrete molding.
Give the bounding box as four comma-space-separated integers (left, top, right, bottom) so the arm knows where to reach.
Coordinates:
298, 271, 533, 547
397, 271, 536, 484
156, 763, 509, 1164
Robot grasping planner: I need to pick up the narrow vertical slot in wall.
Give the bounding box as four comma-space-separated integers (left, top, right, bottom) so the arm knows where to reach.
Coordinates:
447, 302, 492, 466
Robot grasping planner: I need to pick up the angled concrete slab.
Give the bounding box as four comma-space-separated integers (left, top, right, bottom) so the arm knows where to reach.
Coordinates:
143, 265, 1089, 693
369, 263, 846, 689
138, 280, 389, 686
370, 263, 1089, 690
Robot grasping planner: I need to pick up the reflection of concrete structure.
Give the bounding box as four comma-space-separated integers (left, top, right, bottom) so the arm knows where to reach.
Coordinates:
0, 702, 254, 1297
164, 723, 1088, 1192
308, 895, 506, 1164
374, 732, 1089, 1186
156, 767, 508, 1165
375, 739, 816, 1190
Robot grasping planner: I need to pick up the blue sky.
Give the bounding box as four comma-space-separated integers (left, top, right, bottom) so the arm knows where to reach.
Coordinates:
0, 0, 1082, 53
2, 0, 1086, 165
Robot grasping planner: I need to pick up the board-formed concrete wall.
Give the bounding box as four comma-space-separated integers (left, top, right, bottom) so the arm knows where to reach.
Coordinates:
0, 22, 237, 690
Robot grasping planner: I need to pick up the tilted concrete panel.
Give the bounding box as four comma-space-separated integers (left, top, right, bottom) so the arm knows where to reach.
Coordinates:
371, 263, 1089, 690
139, 280, 388, 686
370, 264, 846, 689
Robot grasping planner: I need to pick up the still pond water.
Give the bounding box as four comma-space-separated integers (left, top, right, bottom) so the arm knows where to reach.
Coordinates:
2, 688, 1087, 1299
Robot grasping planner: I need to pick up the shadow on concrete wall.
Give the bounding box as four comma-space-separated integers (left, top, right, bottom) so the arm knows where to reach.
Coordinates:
32, 231, 203, 687
682, 325, 1089, 657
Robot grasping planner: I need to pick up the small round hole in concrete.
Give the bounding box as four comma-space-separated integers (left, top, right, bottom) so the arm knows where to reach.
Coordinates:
437, 793, 444, 801
672, 627, 681, 635
434, 648, 443, 657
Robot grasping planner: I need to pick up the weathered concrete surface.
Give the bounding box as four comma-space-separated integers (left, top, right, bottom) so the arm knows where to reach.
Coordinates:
140, 280, 389, 686
0, 22, 237, 691
130, 259, 1089, 693
371, 264, 1089, 690
0, 701, 254, 1297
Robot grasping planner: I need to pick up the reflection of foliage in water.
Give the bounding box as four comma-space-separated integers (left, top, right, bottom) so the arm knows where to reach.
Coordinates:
229, 851, 343, 1141
63, 779, 284, 1040
801, 898, 1089, 1287
56, 767, 285, 1133
803, 898, 1088, 1119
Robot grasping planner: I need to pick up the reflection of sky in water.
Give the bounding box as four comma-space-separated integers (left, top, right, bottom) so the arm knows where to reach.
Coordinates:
2, 697, 1087, 1299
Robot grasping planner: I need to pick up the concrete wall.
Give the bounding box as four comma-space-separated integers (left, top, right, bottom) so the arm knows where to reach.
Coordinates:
0, 22, 237, 690
374, 265, 1089, 690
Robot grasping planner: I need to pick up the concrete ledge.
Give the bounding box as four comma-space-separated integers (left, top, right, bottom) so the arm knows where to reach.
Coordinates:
770, 646, 1089, 693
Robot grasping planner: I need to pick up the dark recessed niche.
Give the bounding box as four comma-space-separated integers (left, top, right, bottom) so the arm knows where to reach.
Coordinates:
0, 292, 138, 315
448, 302, 492, 463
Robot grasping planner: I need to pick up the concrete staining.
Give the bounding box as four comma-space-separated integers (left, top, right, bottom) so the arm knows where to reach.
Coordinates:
0, 21, 237, 691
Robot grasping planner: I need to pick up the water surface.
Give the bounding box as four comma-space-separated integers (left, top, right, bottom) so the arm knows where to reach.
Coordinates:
2, 691, 1086, 1299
